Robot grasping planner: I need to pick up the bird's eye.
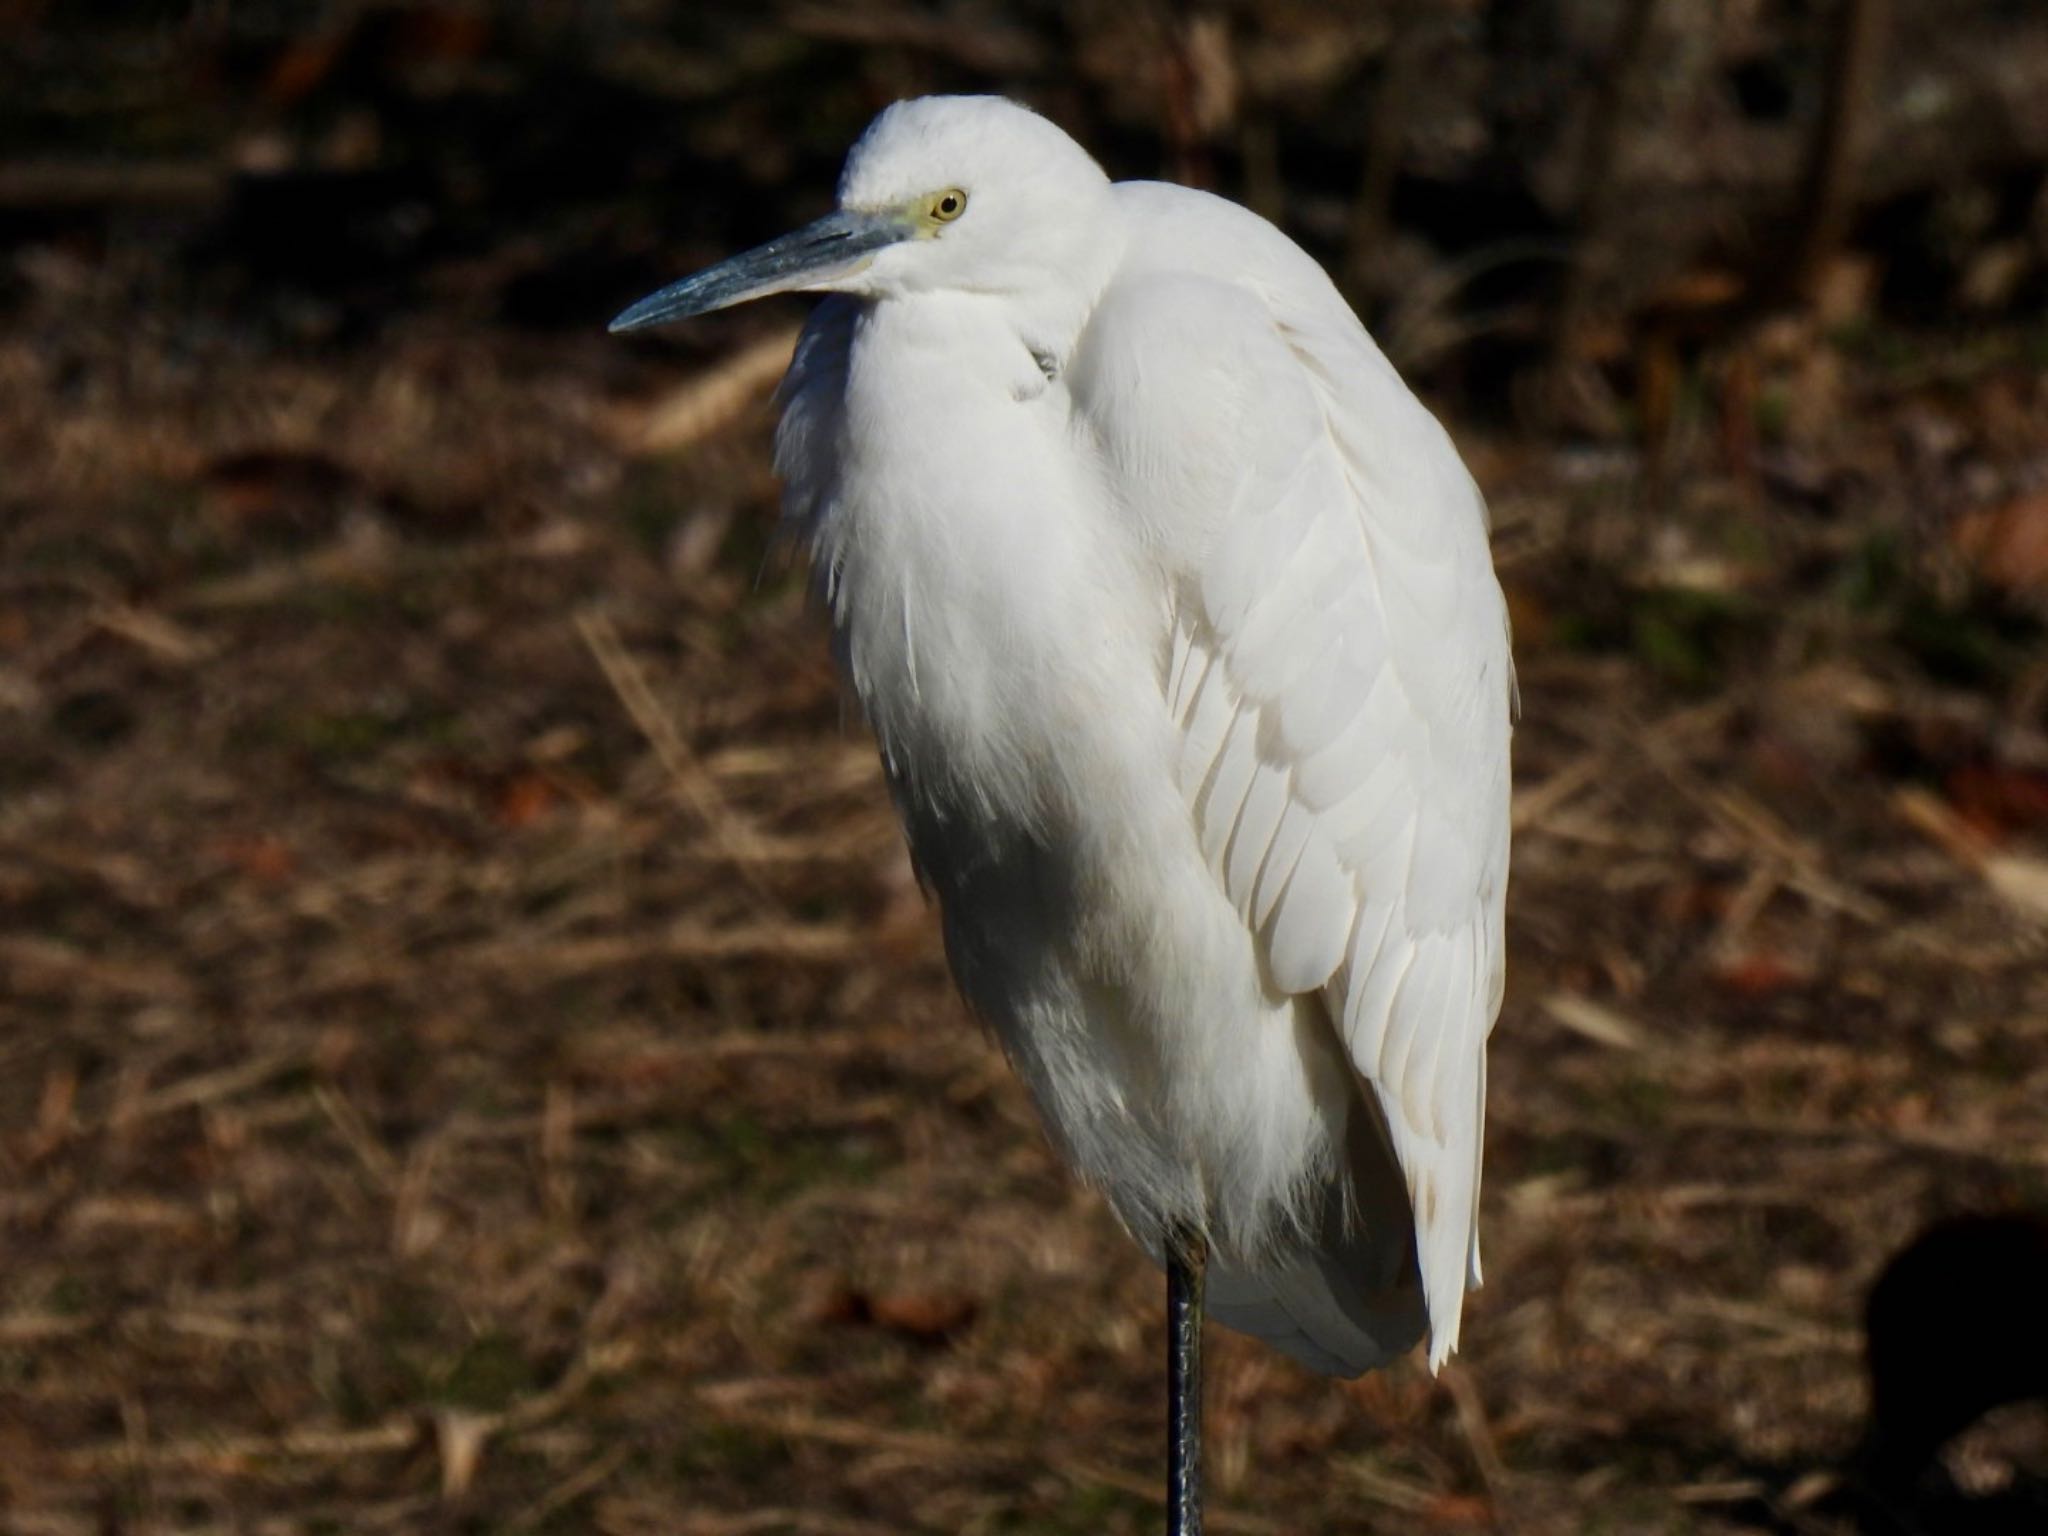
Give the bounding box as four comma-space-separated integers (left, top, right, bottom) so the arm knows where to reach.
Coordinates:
929, 188, 968, 223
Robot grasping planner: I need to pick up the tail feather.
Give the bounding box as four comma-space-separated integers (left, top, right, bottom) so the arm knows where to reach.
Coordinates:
1205, 1089, 1430, 1378
1207, 1243, 1427, 1378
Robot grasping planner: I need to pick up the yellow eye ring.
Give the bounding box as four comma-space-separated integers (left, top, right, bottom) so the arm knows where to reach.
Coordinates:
929, 188, 968, 223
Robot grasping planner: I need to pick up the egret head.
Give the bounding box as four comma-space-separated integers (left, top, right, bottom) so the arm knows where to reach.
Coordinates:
609, 96, 1114, 333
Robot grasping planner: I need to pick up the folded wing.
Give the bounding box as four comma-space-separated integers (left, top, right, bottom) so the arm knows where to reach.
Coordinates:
1075, 217, 1512, 1367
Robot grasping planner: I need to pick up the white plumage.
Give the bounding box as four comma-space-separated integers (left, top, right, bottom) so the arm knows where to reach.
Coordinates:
618, 95, 1512, 1380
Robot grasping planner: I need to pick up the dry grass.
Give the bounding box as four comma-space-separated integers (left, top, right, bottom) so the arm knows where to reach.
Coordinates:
6, 166, 2048, 1536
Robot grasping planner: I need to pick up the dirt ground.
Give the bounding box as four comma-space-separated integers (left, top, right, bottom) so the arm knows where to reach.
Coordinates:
5, 5, 2048, 1534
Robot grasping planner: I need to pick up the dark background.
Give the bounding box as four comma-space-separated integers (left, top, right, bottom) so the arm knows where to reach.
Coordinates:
3, 3, 2046, 1533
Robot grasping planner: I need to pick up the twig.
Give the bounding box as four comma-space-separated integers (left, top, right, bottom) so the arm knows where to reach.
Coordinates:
53, 1340, 639, 1479
577, 610, 779, 905
175, 526, 591, 614
1441, 1363, 1514, 1529
504, 1443, 634, 1534
1663, 1109, 2048, 1170
1673, 1296, 1858, 1352
715, 1406, 1281, 1535
109, 1049, 309, 1129
0, 936, 194, 1003
58, 1417, 422, 1475
0, 158, 228, 208
1710, 864, 1782, 958
454, 919, 866, 979
632, 328, 801, 455
1788, 0, 1892, 303
1340, 1458, 1439, 1514
1539, 991, 1647, 1052
314, 1082, 401, 1190
675, 1512, 901, 1536
1512, 697, 1734, 832
1053, 1455, 1284, 1534
1635, 725, 1888, 925
90, 603, 211, 663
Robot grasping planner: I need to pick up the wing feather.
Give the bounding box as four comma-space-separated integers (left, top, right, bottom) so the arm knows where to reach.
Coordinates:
1253, 800, 1317, 928
1074, 229, 1512, 1370
1226, 759, 1292, 914
1175, 649, 1236, 796
1196, 705, 1262, 869
1264, 831, 1352, 992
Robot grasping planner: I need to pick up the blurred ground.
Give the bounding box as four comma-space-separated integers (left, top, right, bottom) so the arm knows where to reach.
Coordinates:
4, 3, 2048, 1534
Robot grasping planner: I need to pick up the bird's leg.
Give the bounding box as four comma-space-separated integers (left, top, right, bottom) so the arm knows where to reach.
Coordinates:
1166, 1225, 1207, 1536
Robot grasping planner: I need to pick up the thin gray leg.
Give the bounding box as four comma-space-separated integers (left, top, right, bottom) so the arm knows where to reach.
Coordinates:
1166, 1229, 1206, 1536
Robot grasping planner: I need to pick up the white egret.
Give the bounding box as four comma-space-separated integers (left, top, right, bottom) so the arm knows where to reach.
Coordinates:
612, 95, 1513, 1533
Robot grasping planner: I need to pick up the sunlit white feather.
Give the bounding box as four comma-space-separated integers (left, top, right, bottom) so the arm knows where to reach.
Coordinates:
775, 96, 1511, 1374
